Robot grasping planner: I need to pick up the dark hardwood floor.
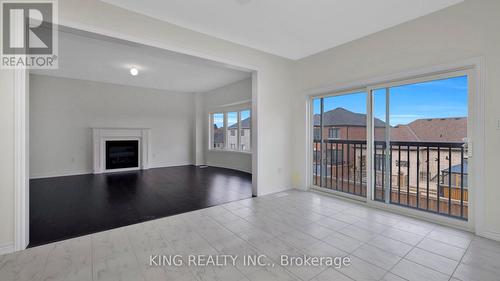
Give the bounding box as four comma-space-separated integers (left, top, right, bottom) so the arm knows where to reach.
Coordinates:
29, 165, 252, 247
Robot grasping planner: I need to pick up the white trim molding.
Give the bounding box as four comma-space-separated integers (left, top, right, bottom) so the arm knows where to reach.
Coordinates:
14, 68, 29, 252
92, 128, 151, 174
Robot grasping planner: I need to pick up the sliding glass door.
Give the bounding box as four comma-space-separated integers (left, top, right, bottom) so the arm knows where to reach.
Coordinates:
371, 74, 469, 220
312, 71, 470, 221
312, 91, 367, 197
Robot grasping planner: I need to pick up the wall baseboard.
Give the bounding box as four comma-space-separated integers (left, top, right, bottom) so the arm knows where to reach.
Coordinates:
205, 163, 252, 174
30, 170, 94, 179
477, 230, 500, 242
0, 243, 14, 255
30, 163, 195, 179
149, 163, 194, 169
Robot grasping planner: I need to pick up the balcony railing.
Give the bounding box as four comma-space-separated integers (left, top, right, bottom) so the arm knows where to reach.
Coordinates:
313, 139, 468, 220
313, 139, 367, 197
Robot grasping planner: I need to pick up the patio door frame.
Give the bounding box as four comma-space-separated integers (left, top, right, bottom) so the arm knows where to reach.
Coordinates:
307, 57, 485, 233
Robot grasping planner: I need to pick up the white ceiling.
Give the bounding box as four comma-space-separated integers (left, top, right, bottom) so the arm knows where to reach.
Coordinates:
101, 0, 463, 60
31, 29, 251, 93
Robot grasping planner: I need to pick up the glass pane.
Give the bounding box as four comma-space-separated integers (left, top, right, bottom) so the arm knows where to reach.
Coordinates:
226, 112, 238, 150
212, 113, 225, 149
240, 110, 251, 151
318, 92, 367, 197
385, 75, 468, 219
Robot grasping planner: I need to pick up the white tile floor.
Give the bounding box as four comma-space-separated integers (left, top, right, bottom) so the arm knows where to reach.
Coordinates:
1, 190, 500, 281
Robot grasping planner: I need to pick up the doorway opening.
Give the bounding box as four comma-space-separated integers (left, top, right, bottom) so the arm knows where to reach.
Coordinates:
15, 24, 259, 249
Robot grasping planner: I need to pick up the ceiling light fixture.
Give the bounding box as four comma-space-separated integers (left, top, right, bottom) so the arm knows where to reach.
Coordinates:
130, 67, 139, 76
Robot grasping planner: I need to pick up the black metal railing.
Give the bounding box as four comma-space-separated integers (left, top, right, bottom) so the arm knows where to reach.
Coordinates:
313, 139, 367, 197
313, 139, 468, 220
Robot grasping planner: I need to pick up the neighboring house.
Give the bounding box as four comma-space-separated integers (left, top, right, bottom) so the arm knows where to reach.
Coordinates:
238, 117, 251, 151
213, 124, 225, 149
383, 117, 468, 199
313, 107, 385, 141
221, 117, 251, 151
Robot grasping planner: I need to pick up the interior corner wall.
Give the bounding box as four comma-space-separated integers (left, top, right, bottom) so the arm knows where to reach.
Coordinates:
193, 92, 205, 166
292, 0, 500, 239
198, 78, 252, 173
29, 74, 195, 178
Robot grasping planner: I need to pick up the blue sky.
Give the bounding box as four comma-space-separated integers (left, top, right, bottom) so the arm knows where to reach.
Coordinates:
213, 113, 224, 128
314, 75, 467, 126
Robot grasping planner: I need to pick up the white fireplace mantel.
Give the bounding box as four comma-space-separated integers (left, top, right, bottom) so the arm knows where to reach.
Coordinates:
92, 128, 151, 174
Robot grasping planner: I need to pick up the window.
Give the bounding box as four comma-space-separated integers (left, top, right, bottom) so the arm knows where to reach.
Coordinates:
240, 110, 251, 152
210, 109, 251, 152
312, 92, 367, 196
328, 128, 340, 139
313, 127, 321, 140
226, 112, 238, 150
212, 113, 225, 149
312, 71, 470, 220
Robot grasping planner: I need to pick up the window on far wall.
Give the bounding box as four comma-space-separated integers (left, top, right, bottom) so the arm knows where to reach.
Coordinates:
328, 128, 340, 139
313, 127, 321, 140
240, 110, 251, 152
212, 113, 225, 149
210, 109, 251, 152
226, 112, 238, 150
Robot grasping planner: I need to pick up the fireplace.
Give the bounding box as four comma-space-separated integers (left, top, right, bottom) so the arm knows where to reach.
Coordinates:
92, 128, 150, 174
105, 140, 139, 170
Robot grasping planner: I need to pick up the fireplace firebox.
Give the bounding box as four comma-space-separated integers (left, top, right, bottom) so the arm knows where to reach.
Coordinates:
105, 140, 139, 170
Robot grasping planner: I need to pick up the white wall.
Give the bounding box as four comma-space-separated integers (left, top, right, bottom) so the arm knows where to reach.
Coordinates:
29, 74, 195, 178
0, 70, 15, 251
292, 0, 500, 239
198, 78, 252, 173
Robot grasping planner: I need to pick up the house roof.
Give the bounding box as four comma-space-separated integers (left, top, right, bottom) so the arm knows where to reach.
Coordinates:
314, 108, 466, 142
314, 108, 385, 127
391, 117, 467, 142
443, 159, 468, 175
228, 117, 251, 130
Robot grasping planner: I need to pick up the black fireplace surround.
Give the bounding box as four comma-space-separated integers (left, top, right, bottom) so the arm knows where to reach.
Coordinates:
105, 140, 139, 170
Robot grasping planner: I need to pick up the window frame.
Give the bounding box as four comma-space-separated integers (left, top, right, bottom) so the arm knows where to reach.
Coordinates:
308, 66, 476, 228
210, 112, 226, 150
328, 127, 340, 139
226, 111, 239, 151
209, 109, 252, 153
